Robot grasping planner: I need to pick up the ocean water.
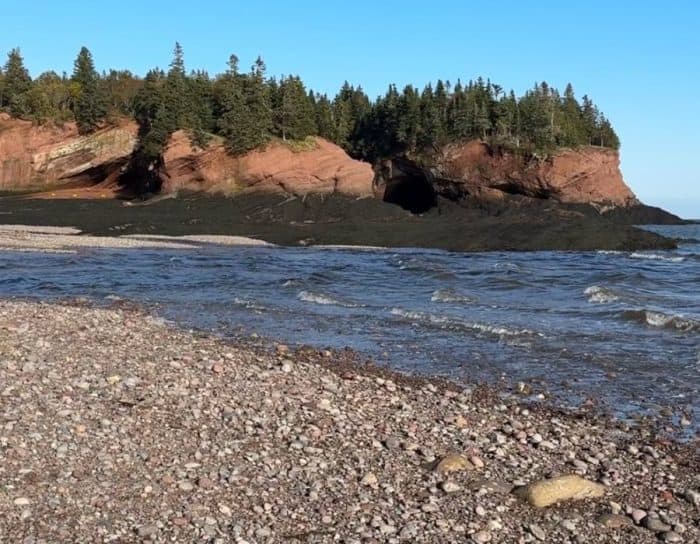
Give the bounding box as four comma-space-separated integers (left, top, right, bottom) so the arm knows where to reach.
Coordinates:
1, 224, 698, 431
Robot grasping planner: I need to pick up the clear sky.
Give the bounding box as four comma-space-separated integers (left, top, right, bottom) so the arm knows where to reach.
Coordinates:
3, 0, 699, 217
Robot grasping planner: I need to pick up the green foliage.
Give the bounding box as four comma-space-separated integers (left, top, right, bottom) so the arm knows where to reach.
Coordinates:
1, 44, 621, 171
216, 55, 274, 155
272, 75, 316, 140
349, 78, 621, 161
71, 47, 107, 134
2, 48, 32, 117
102, 69, 141, 117
284, 135, 318, 153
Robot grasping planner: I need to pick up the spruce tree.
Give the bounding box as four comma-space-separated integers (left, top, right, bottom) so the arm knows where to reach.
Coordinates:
162, 42, 190, 131
216, 54, 248, 154
133, 69, 169, 162
71, 47, 107, 133
275, 76, 316, 140
217, 55, 273, 154
313, 93, 335, 141
2, 48, 32, 117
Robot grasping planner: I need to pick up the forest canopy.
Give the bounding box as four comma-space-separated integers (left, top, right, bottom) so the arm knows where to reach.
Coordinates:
0, 44, 620, 164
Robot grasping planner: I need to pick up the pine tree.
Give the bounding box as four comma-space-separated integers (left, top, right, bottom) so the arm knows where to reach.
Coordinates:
2, 48, 32, 117
333, 82, 355, 149
244, 56, 273, 148
133, 69, 169, 162
580, 95, 598, 146
275, 76, 316, 140
418, 84, 441, 149
216, 54, 248, 154
187, 69, 214, 147
162, 42, 191, 131
313, 93, 335, 141
217, 55, 273, 154
71, 47, 107, 133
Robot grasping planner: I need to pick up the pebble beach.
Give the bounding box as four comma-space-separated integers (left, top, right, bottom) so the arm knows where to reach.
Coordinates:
0, 299, 697, 543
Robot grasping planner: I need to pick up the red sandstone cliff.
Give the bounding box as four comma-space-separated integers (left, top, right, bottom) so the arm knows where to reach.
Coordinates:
434, 140, 637, 206
0, 114, 638, 207
160, 131, 375, 197
0, 114, 138, 190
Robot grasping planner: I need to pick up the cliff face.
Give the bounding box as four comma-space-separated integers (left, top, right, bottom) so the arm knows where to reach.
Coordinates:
161, 131, 375, 197
0, 115, 637, 209
435, 141, 637, 206
0, 114, 138, 189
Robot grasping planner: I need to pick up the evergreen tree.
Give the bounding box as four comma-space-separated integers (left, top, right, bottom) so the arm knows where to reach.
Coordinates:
162, 42, 191, 131
216, 54, 247, 154
2, 48, 32, 117
580, 95, 598, 146
313, 93, 335, 141
71, 46, 107, 133
0, 43, 623, 160
217, 55, 273, 154
275, 75, 316, 140
133, 69, 169, 162
187, 69, 214, 146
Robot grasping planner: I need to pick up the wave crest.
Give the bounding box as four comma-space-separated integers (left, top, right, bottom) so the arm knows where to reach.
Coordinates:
584, 285, 619, 304
623, 309, 700, 332
630, 252, 685, 263
431, 288, 476, 304
298, 290, 358, 308
390, 308, 541, 338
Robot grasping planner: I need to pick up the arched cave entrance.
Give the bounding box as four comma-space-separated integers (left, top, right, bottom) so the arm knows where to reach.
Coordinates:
383, 174, 438, 214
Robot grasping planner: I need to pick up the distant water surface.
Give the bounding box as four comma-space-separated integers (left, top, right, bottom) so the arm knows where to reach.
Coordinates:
1, 224, 698, 431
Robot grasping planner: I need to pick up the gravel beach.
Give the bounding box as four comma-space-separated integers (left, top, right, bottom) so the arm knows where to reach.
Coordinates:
0, 225, 270, 252
0, 300, 698, 543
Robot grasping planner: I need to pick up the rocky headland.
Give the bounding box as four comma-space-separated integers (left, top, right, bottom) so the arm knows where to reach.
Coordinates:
0, 114, 685, 251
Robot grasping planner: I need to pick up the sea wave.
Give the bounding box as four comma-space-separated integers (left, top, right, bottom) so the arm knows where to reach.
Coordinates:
630, 252, 685, 263
233, 297, 267, 311
298, 290, 358, 308
623, 309, 700, 333
390, 308, 541, 338
584, 285, 620, 304
393, 256, 455, 277
431, 288, 476, 304
492, 262, 522, 273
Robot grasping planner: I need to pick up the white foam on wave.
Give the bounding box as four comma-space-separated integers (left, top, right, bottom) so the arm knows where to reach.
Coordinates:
389, 308, 541, 338
584, 285, 620, 304
625, 309, 700, 333
431, 288, 476, 304
234, 297, 267, 311
644, 311, 699, 332
492, 262, 522, 272
630, 252, 685, 263
298, 290, 358, 308
596, 250, 622, 255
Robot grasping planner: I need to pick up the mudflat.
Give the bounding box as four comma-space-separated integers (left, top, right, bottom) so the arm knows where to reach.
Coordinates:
0, 192, 678, 252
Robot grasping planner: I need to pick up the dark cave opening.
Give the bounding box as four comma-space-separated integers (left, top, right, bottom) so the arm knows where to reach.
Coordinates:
383, 175, 438, 214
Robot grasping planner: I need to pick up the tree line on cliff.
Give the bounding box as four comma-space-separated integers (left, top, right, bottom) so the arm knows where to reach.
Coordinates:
0, 45, 620, 164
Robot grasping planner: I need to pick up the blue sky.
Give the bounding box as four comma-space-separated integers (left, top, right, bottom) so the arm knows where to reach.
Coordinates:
3, 0, 699, 217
